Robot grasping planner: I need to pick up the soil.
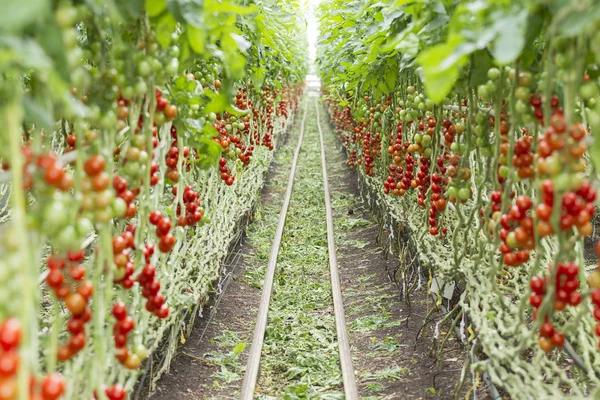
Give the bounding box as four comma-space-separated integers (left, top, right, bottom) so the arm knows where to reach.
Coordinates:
146, 99, 483, 399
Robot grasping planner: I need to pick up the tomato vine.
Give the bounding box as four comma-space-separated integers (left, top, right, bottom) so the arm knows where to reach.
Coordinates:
0, 1, 306, 399
318, 0, 600, 397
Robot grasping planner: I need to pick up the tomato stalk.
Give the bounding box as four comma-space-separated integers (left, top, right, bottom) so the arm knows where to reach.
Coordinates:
6, 98, 37, 400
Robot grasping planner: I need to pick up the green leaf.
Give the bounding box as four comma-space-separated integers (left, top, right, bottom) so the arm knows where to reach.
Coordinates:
187, 26, 205, 54
37, 19, 69, 81
556, 4, 600, 37
156, 14, 176, 48
0, 0, 49, 32
115, 0, 144, 19
23, 96, 54, 130
146, 0, 167, 17
489, 10, 528, 65
232, 342, 246, 355
417, 37, 467, 103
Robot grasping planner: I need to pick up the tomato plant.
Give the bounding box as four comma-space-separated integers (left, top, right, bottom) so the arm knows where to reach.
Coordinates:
318, 0, 600, 397
0, 0, 306, 399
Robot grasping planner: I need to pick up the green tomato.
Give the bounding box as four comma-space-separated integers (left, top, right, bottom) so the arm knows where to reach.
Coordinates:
506, 232, 518, 249
135, 80, 148, 96
515, 87, 530, 102
423, 148, 433, 158
137, 60, 151, 77
208, 112, 217, 122
487, 68, 500, 81
166, 58, 179, 76
498, 165, 509, 179
481, 147, 493, 157
44, 201, 68, 234
414, 134, 423, 143
112, 198, 127, 218
77, 218, 94, 236
132, 134, 146, 149
139, 151, 149, 164
123, 161, 140, 177
56, 226, 77, 251
458, 187, 470, 201
154, 112, 166, 126
407, 86, 416, 94
554, 172, 571, 192
515, 100, 528, 114
95, 208, 113, 225
421, 135, 432, 146
580, 82, 599, 100
447, 186, 458, 199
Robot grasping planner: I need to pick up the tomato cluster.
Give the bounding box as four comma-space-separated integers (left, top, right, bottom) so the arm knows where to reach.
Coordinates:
498, 196, 534, 266
529, 262, 581, 351
164, 125, 187, 184
1, 318, 66, 400
538, 115, 587, 177
360, 131, 379, 176
148, 210, 176, 253
12, 148, 74, 192
137, 263, 169, 319
174, 185, 203, 227
513, 135, 535, 179
112, 226, 136, 288
112, 302, 145, 370
46, 251, 94, 362
535, 180, 596, 238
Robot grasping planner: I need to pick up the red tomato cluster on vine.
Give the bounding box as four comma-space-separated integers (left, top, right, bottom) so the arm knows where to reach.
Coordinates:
530, 93, 560, 124
9, 148, 74, 192
535, 180, 596, 238
0, 318, 67, 400
513, 135, 535, 179
137, 263, 169, 319
498, 195, 534, 266
112, 226, 137, 288
111, 302, 144, 370
148, 210, 176, 253
173, 185, 203, 227
529, 262, 581, 351
45, 251, 94, 362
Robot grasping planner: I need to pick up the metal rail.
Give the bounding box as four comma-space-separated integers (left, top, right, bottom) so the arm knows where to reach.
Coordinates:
315, 98, 359, 399
239, 99, 309, 399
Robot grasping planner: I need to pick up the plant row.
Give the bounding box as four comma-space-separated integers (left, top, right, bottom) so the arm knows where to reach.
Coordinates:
0, 1, 306, 399
318, 0, 600, 398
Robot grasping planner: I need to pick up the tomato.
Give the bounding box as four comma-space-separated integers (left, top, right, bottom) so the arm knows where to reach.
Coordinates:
57, 346, 72, 362
41, 373, 66, 400
105, 384, 127, 400
124, 354, 141, 370
84, 155, 105, 177
0, 352, 18, 377
0, 377, 17, 400
77, 280, 94, 300
0, 318, 21, 351
538, 337, 553, 352
65, 293, 87, 316
551, 332, 565, 347
164, 105, 178, 120
540, 322, 554, 337
68, 333, 86, 352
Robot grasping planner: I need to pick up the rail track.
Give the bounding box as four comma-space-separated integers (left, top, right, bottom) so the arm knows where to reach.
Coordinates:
240, 93, 358, 399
